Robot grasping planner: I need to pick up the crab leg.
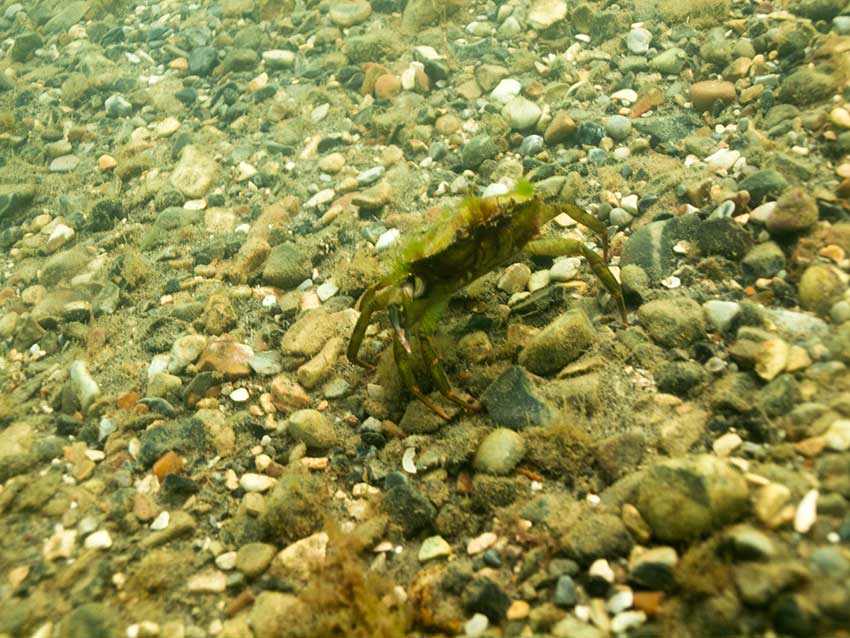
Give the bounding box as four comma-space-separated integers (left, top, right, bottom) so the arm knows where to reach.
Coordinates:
418, 332, 482, 413
525, 237, 627, 324
347, 281, 382, 368
388, 304, 451, 421
546, 203, 610, 260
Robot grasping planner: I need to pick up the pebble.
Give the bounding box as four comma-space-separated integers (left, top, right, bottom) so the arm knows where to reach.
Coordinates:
419, 535, 452, 562
498, 263, 531, 293
473, 428, 526, 475
239, 473, 277, 492
549, 257, 580, 282
690, 80, 737, 111
824, 419, 850, 451
794, 490, 818, 534
490, 78, 522, 103
626, 28, 652, 54
83, 530, 112, 550
605, 115, 632, 141
527, 0, 567, 29
49, 155, 79, 173
503, 96, 542, 130
463, 613, 489, 637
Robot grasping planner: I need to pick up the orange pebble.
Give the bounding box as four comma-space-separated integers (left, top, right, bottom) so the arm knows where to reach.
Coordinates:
153, 450, 184, 481
633, 591, 665, 617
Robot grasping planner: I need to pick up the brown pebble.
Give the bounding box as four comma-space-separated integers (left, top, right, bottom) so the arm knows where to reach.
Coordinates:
633, 591, 664, 617
153, 450, 184, 481
690, 80, 737, 112
543, 111, 577, 145
373, 74, 401, 99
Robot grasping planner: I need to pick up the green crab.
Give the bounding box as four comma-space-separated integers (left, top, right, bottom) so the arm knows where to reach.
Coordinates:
347, 180, 627, 420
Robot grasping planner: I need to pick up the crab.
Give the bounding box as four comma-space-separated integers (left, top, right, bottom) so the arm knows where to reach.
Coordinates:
347, 180, 627, 420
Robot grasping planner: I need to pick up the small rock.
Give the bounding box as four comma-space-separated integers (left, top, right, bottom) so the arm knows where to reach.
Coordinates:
690, 80, 736, 111
502, 96, 542, 131
703, 299, 741, 333
527, 0, 567, 29
473, 428, 526, 475
498, 263, 531, 293
638, 297, 706, 348
799, 264, 846, 316
636, 455, 749, 541
766, 187, 819, 234
626, 28, 652, 54
287, 409, 337, 450
755, 338, 790, 381
519, 309, 595, 375
419, 535, 452, 561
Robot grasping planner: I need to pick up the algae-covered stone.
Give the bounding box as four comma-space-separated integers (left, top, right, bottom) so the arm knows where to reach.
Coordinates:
288, 409, 338, 450
519, 309, 595, 375
765, 187, 818, 234
742, 241, 785, 278
480, 366, 555, 429
781, 69, 836, 106
57, 603, 118, 638
263, 471, 327, 543
236, 542, 277, 578
799, 264, 845, 316
637, 297, 705, 348
474, 428, 526, 475
250, 591, 310, 638
636, 455, 749, 541
461, 135, 499, 169
739, 169, 787, 205
0, 421, 36, 482
561, 512, 634, 565
170, 145, 218, 198
262, 241, 312, 289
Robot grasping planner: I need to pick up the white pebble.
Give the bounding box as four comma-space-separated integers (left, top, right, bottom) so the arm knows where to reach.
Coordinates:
464, 613, 489, 637
589, 558, 615, 583
794, 489, 818, 534
467, 531, 498, 555
150, 511, 170, 531
606, 586, 633, 614
84, 530, 113, 550
611, 610, 647, 634
229, 387, 250, 402
375, 228, 400, 251
549, 257, 580, 282
611, 88, 638, 104
527, 269, 550, 292
824, 419, 850, 451
490, 78, 522, 103
239, 473, 277, 492
713, 432, 743, 457
317, 280, 339, 302
215, 551, 238, 570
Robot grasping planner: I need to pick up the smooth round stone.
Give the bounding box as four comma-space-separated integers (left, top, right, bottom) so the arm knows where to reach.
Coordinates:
605, 115, 632, 141
490, 78, 522, 103
502, 96, 541, 130
419, 535, 452, 561
328, 0, 371, 27
318, 152, 345, 174
356, 166, 385, 187
464, 614, 489, 638
835, 16, 850, 35
528, 0, 567, 29
549, 257, 580, 282
473, 428, 526, 475
519, 134, 545, 156
691, 80, 737, 112
650, 47, 687, 74
609, 207, 633, 227
49, 155, 79, 173
375, 228, 400, 251
626, 27, 652, 54
262, 49, 295, 69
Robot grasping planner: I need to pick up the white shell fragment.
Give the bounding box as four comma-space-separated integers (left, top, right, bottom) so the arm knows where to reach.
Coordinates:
402, 447, 417, 474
